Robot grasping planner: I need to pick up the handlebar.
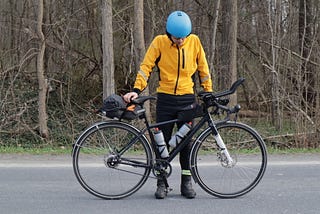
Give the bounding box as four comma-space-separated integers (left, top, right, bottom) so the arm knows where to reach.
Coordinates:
131, 95, 156, 106
219, 77, 245, 97
198, 78, 245, 115
128, 78, 245, 115
199, 77, 245, 99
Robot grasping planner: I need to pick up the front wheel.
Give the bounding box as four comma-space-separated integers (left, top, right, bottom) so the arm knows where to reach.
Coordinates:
72, 121, 153, 199
190, 121, 267, 198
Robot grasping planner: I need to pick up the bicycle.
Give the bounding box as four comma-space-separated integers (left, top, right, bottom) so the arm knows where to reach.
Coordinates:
72, 78, 267, 199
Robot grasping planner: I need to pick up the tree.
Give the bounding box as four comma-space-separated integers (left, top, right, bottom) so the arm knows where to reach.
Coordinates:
134, 0, 145, 70
36, 0, 49, 138
134, 0, 153, 120
267, 0, 282, 129
101, 0, 115, 99
209, 0, 221, 72
299, 0, 315, 109
219, 0, 238, 105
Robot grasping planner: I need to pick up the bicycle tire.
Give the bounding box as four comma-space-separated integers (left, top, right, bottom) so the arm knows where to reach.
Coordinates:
190, 121, 267, 198
72, 121, 153, 199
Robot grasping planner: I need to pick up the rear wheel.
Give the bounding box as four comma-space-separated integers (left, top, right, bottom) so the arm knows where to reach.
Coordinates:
72, 121, 152, 199
190, 122, 267, 198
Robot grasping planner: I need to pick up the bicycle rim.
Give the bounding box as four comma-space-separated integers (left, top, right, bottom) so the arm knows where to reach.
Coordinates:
190, 121, 267, 198
73, 121, 152, 199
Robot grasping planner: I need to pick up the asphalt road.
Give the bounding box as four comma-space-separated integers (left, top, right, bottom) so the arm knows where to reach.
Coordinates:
0, 153, 319, 214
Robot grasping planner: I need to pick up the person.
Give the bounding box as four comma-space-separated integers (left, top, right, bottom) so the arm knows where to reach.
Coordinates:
123, 11, 213, 199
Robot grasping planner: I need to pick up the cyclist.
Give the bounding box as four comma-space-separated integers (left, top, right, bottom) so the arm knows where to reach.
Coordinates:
124, 10, 213, 199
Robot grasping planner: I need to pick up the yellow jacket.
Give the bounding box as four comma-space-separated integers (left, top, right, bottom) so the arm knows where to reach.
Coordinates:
133, 34, 212, 95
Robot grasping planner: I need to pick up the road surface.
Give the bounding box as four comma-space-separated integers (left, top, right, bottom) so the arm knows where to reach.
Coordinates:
0, 153, 319, 214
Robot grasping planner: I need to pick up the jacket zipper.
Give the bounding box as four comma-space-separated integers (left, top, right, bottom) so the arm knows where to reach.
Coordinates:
174, 47, 185, 94
182, 48, 185, 69
174, 47, 180, 94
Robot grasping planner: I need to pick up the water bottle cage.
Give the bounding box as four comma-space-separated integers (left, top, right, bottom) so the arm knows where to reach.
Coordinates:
171, 134, 184, 146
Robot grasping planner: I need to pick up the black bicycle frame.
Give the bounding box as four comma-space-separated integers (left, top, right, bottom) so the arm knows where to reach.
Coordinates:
118, 77, 245, 165
138, 107, 219, 163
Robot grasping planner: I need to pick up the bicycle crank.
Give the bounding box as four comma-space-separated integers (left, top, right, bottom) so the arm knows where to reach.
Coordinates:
152, 160, 172, 179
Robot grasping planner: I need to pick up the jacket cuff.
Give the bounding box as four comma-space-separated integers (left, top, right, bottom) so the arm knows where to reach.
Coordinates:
133, 88, 141, 95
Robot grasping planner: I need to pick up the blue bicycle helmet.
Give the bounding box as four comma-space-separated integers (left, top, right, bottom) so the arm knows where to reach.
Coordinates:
166, 11, 192, 38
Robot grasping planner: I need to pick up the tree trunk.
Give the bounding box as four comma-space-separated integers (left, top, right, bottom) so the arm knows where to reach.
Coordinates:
134, 0, 152, 120
268, 0, 282, 130
299, 0, 315, 108
144, 0, 155, 46
101, 0, 115, 99
209, 0, 220, 73
36, 0, 49, 138
134, 0, 145, 69
220, 0, 238, 105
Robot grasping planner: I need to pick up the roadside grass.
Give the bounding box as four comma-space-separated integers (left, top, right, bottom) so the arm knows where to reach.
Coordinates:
267, 147, 320, 154
0, 145, 319, 155
0, 145, 73, 155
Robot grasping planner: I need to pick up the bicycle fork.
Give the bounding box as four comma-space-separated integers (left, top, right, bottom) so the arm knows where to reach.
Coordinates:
210, 124, 234, 167
214, 133, 234, 167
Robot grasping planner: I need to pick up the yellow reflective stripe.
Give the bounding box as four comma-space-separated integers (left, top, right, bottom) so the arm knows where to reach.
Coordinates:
200, 75, 210, 83
138, 70, 148, 82
181, 170, 192, 176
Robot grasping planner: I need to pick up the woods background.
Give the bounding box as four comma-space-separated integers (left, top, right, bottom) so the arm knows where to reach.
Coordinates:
0, 0, 319, 149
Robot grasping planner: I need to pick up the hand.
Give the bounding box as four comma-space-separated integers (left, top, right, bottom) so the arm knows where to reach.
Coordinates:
123, 92, 138, 103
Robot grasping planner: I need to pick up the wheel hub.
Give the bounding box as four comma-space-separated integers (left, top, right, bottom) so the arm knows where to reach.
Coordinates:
217, 152, 237, 168
105, 154, 120, 168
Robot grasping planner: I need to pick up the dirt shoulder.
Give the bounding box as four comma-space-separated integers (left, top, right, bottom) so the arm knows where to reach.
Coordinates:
0, 153, 72, 165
